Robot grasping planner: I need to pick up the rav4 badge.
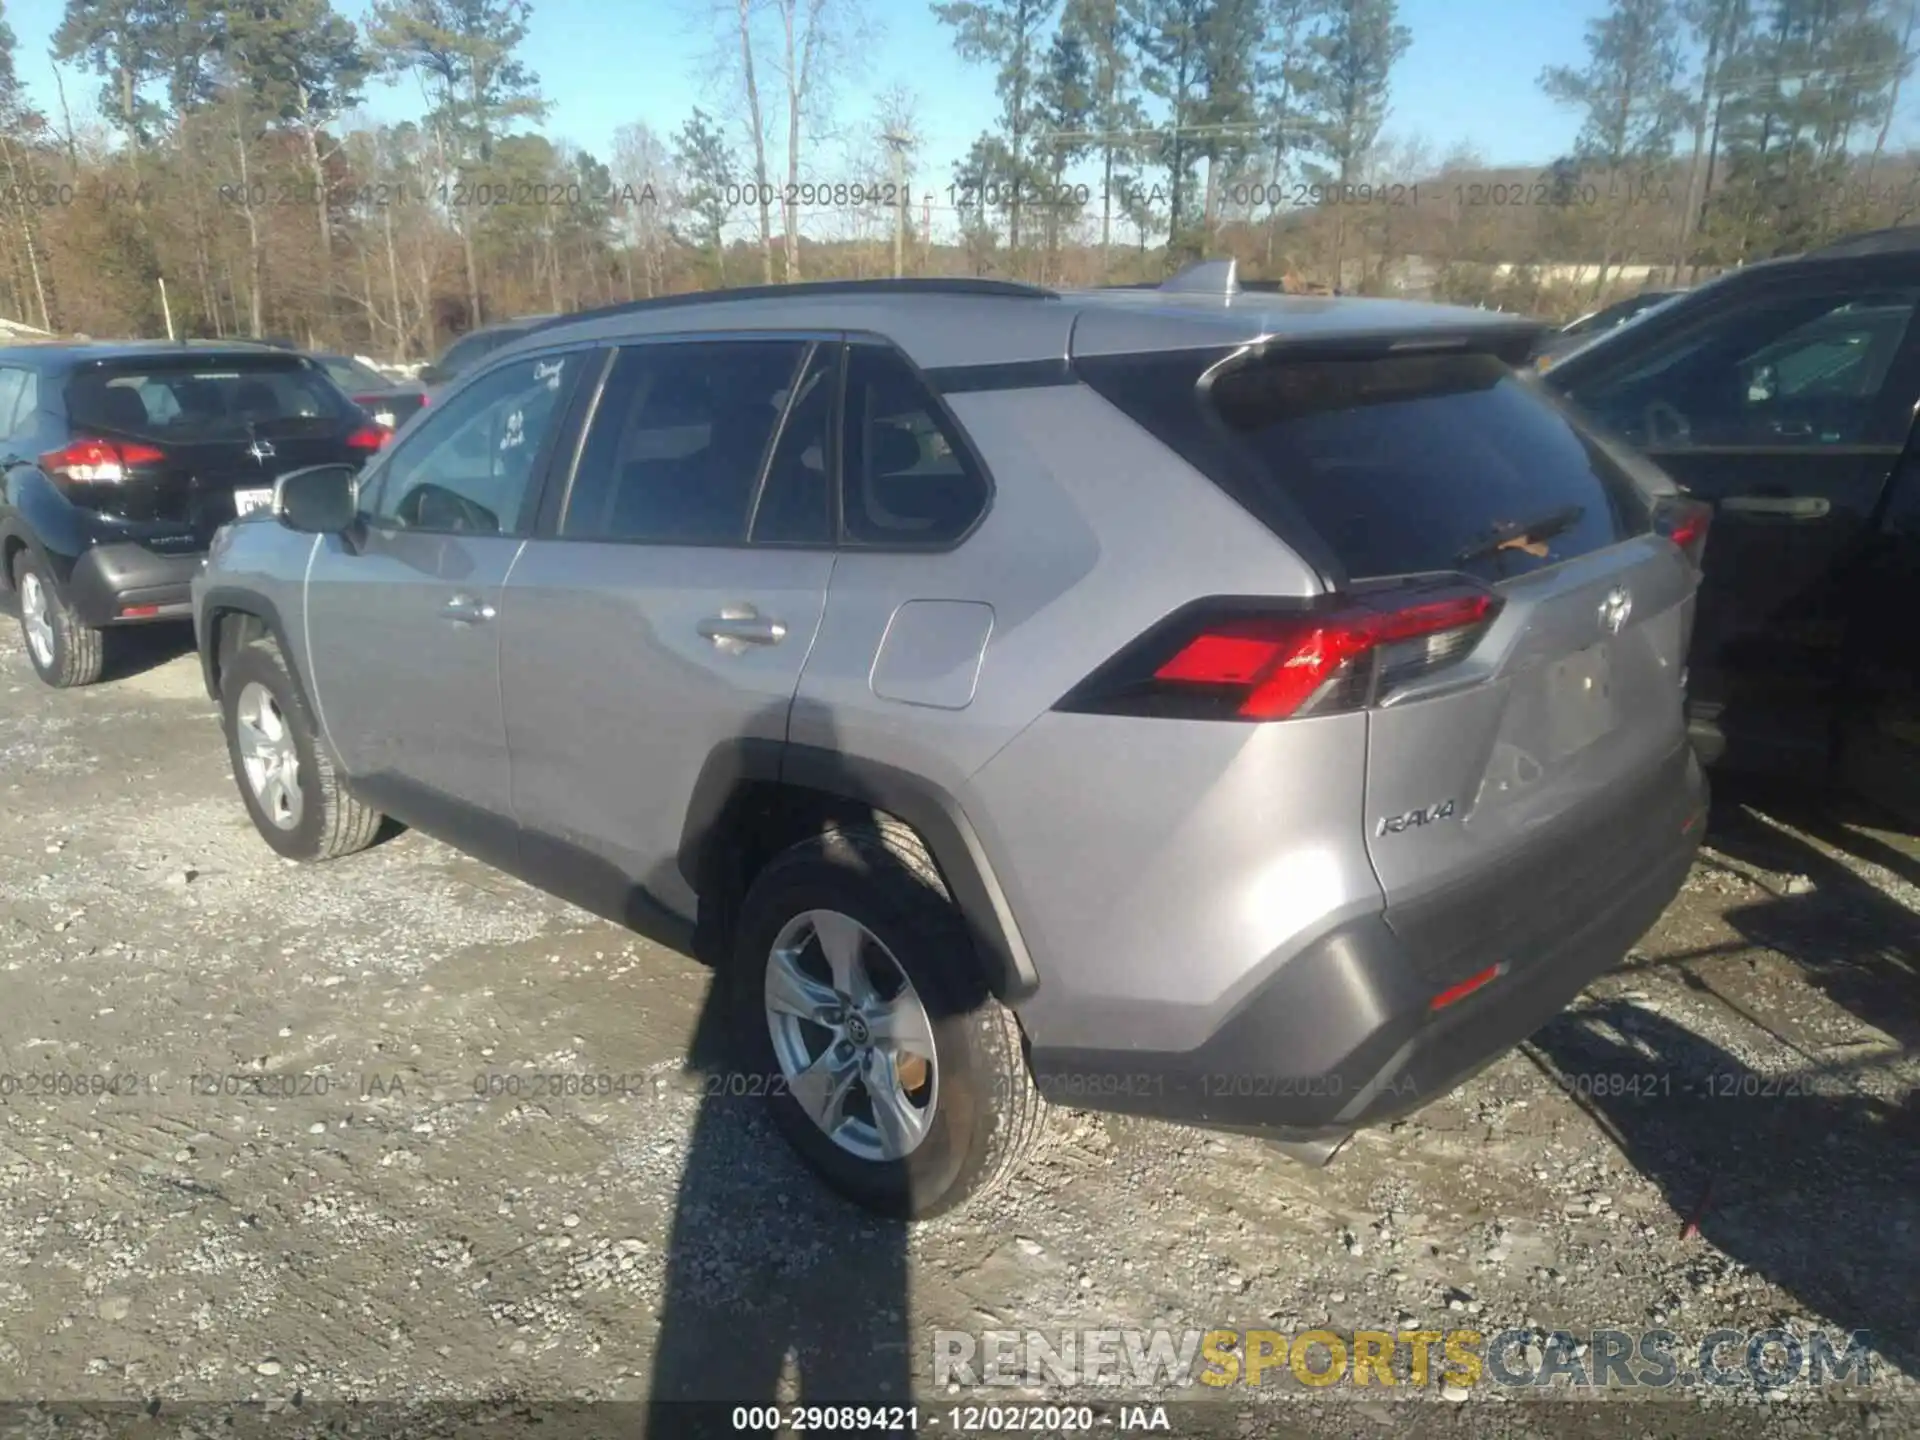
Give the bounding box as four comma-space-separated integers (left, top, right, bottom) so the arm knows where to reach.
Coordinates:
1376, 800, 1458, 836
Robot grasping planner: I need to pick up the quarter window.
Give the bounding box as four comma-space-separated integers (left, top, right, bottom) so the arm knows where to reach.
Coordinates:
841, 345, 989, 546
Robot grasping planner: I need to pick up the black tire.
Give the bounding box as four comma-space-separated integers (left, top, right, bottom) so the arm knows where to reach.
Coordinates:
220, 638, 382, 861
732, 820, 1045, 1220
12, 550, 104, 688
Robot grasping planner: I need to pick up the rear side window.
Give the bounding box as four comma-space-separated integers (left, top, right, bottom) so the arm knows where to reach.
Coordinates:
562, 340, 812, 544
1085, 348, 1647, 585
66, 358, 353, 443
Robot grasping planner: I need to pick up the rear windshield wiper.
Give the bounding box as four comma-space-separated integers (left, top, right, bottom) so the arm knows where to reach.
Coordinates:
1453, 504, 1585, 567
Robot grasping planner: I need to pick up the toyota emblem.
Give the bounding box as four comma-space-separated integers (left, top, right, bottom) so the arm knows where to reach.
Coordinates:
1598, 586, 1633, 635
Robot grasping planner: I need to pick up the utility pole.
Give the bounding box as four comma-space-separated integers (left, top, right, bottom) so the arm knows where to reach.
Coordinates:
883, 130, 911, 278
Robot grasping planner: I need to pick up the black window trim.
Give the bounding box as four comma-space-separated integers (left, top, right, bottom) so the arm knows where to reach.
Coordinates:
745, 339, 841, 548
837, 331, 997, 554
357, 339, 601, 540
536, 328, 845, 551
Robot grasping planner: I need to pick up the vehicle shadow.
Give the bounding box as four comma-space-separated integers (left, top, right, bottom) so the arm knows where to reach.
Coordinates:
1650, 784, 1920, 1051
102, 621, 198, 682
1529, 995, 1920, 1382
643, 702, 918, 1437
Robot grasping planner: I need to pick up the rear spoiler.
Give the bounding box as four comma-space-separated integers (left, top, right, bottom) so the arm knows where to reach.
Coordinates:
1218, 323, 1550, 372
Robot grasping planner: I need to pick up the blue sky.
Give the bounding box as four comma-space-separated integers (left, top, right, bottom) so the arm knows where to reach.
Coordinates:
8, 0, 1916, 193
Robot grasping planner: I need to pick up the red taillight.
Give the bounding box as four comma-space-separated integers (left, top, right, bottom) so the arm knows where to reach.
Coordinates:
40, 437, 166, 483
1060, 581, 1503, 722
1655, 495, 1712, 567
346, 425, 390, 451
1430, 964, 1503, 1012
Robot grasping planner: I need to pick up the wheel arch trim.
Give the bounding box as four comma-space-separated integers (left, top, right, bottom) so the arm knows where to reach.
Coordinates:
678, 739, 1042, 1002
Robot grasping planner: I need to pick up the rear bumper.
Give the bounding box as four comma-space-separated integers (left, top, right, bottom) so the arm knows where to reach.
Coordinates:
1026, 743, 1707, 1151
66, 542, 203, 627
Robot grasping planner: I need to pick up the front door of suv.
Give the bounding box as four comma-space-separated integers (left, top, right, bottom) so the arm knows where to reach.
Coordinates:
499, 336, 839, 924
1552, 278, 1920, 776
302, 350, 591, 863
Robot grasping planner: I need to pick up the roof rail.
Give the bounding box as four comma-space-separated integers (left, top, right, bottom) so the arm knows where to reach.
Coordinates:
530, 276, 1058, 334
1804, 226, 1920, 259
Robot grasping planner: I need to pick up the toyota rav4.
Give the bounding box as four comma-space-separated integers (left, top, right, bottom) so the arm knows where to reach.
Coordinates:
191, 265, 1709, 1218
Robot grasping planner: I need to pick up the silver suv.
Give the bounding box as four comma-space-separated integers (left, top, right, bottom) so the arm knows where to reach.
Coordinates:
192, 264, 1710, 1218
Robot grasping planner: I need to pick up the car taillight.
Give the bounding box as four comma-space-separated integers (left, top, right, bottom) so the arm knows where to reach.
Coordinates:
1055, 580, 1504, 722
40, 437, 166, 483
1654, 494, 1712, 567
346, 425, 390, 451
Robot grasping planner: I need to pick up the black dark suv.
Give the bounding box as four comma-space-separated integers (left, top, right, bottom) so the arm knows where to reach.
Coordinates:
1541, 230, 1920, 820
0, 342, 388, 687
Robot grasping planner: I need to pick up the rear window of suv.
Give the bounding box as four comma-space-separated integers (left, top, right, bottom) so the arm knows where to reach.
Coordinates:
67, 356, 354, 443
1083, 347, 1651, 585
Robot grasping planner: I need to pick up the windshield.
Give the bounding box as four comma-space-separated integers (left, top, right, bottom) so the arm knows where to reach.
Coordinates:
66, 357, 354, 442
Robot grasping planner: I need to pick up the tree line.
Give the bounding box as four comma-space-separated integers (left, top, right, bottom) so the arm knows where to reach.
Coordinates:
0, 0, 1915, 359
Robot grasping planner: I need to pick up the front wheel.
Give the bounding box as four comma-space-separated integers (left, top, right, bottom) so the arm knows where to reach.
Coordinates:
220, 638, 383, 861
733, 823, 1045, 1220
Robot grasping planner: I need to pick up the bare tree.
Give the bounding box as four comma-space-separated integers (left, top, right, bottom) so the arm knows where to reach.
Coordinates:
613, 120, 680, 297
769, 0, 860, 280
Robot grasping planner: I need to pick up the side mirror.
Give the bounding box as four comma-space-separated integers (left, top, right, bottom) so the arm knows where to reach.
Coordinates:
274, 464, 360, 536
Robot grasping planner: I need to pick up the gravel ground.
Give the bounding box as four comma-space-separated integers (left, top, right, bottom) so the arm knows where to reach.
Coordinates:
0, 620, 1917, 1440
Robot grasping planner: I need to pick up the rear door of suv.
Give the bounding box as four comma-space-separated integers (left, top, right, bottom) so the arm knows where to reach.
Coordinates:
497, 334, 840, 924
1544, 267, 1920, 775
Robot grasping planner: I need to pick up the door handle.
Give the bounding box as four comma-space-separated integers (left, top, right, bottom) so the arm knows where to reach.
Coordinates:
443, 593, 496, 624
1719, 495, 1831, 519
698, 613, 787, 647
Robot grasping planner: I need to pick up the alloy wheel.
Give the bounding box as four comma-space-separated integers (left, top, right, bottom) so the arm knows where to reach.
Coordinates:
19, 572, 54, 668
764, 908, 939, 1162
235, 681, 304, 831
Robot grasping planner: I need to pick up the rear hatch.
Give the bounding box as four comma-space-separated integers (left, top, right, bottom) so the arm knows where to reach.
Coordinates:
1080, 336, 1705, 988
60, 352, 383, 543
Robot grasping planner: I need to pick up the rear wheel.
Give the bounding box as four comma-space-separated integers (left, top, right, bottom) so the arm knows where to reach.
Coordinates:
13, 552, 103, 688
733, 823, 1044, 1219
220, 638, 382, 861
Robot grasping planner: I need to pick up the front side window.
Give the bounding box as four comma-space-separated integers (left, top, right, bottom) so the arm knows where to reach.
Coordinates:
366, 353, 582, 535
1561, 289, 1920, 449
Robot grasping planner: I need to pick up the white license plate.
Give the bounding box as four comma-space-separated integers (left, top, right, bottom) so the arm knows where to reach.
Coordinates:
233, 487, 273, 516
